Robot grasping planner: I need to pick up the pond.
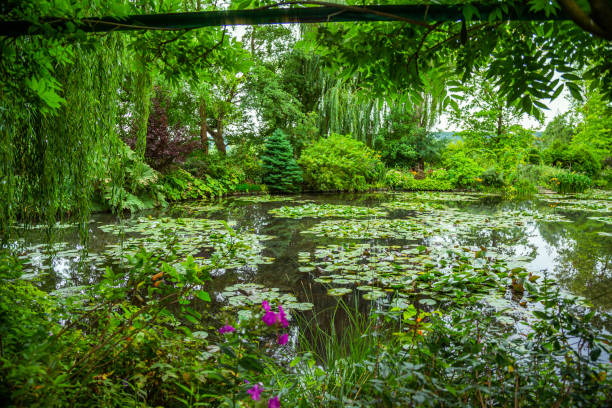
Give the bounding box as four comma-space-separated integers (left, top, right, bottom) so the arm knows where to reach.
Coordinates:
12, 191, 612, 332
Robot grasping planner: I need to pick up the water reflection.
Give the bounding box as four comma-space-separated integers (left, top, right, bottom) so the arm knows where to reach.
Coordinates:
12, 193, 612, 318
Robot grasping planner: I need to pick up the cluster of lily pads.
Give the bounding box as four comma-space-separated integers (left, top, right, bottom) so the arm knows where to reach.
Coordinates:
100, 217, 275, 269
302, 219, 428, 239
269, 203, 387, 219
297, 242, 533, 309
541, 198, 612, 213
17, 216, 276, 278
219, 283, 313, 311
300, 206, 569, 241
235, 195, 298, 203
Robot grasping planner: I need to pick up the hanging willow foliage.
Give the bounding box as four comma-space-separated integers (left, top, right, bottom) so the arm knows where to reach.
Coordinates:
316, 64, 452, 146
0, 32, 136, 242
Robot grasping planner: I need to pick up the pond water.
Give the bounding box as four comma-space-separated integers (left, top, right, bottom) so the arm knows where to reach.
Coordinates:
12, 191, 612, 331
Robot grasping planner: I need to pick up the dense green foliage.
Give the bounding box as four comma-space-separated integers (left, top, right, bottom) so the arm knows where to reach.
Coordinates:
299, 134, 384, 192
549, 171, 593, 194
260, 130, 303, 193
385, 169, 452, 191
0, 235, 288, 407
2, 1, 612, 406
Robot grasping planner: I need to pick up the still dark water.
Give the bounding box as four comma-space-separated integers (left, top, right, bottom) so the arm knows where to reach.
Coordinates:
13, 192, 612, 330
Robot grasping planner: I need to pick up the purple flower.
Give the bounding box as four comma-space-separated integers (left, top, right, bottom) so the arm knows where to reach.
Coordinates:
262, 310, 278, 326
277, 333, 289, 345
218, 325, 235, 334
247, 383, 263, 401
268, 396, 280, 408
262, 300, 271, 312
278, 305, 288, 328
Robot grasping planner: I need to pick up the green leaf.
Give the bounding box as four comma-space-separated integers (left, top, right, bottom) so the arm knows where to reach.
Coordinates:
196, 290, 211, 302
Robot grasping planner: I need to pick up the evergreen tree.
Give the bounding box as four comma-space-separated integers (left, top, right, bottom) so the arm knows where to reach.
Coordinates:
260, 130, 303, 192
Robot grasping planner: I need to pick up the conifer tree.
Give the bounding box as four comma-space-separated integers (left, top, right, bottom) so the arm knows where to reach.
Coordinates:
260, 129, 303, 192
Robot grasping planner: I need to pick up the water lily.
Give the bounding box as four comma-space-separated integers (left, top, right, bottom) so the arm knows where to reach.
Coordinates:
218, 325, 235, 334
268, 396, 280, 408
277, 333, 289, 345
247, 383, 263, 401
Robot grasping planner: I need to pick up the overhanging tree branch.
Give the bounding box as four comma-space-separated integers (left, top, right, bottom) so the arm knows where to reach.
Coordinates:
0, 4, 574, 37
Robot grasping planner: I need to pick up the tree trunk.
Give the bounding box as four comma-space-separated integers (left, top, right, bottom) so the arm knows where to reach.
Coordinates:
199, 97, 208, 154
496, 112, 503, 145
213, 116, 226, 155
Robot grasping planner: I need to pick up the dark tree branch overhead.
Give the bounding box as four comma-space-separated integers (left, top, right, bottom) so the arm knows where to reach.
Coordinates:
558, 0, 612, 40
0, 4, 577, 37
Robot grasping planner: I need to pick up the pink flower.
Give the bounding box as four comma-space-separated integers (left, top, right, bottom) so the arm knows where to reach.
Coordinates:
218, 325, 235, 334
262, 310, 278, 326
262, 300, 271, 312
268, 396, 280, 408
247, 383, 263, 401
278, 305, 288, 328
277, 333, 289, 345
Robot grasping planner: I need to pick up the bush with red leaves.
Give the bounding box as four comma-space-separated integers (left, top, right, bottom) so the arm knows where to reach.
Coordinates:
128, 88, 198, 172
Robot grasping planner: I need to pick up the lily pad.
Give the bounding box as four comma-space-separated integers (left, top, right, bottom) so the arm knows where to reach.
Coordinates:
270, 203, 387, 219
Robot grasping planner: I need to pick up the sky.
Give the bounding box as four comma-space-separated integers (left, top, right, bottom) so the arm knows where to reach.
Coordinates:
434, 92, 573, 132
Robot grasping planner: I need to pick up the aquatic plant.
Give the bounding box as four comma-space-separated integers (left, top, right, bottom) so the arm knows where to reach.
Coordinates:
269, 203, 387, 219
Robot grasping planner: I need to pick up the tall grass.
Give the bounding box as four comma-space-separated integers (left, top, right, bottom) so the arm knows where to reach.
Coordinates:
268, 297, 397, 407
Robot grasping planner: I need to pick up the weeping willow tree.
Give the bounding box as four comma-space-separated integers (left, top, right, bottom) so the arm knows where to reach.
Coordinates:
318, 78, 384, 146
316, 65, 452, 147
0, 24, 158, 243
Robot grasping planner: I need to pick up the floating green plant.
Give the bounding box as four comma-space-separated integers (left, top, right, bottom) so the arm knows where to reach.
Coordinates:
220, 283, 313, 310
269, 203, 387, 219
302, 219, 428, 239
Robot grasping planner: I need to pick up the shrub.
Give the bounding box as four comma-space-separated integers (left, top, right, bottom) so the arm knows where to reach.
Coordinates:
443, 151, 485, 189
94, 143, 166, 213
504, 176, 537, 200
183, 151, 246, 188
430, 168, 449, 180
480, 168, 505, 188
385, 169, 452, 191
299, 134, 384, 192
549, 171, 592, 194
260, 129, 303, 193
160, 168, 231, 200
527, 147, 541, 165
374, 135, 418, 168
543, 143, 601, 177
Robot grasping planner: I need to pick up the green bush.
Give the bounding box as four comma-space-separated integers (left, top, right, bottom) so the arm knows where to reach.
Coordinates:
527, 147, 541, 165
374, 134, 418, 168
299, 134, 384, 192
430, 168, 449, 180
385, 169, 452, 191
183, 150, 246, 187
94, 143, 166, 213
234, 183, 267, 193
543, 143, 601, 177
549, 171, 592, 194
480, 168, 505, 188
443, 151, 485, 189
160, 168, 231, 200
260, 129, 303, 193
504, 176, 538, 200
